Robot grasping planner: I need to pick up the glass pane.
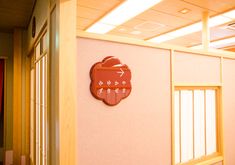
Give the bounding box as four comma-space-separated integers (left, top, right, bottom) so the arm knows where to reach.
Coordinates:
42, 32, 48, 53
174, 91, 180, 164
181, 90, 193, 163
206, 90, 217, 155
194, 90, 206, 158
36, 43, 40, 60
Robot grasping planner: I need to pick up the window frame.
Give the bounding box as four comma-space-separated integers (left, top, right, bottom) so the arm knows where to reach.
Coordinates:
172, 86, 224, 165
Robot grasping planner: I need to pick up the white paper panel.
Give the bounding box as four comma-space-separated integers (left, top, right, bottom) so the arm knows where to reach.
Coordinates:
36, 62, 40, 165
206, 90, 217, 155
194, 90, 206, 158
181, 90, 193, 163
174, 91, 180, 164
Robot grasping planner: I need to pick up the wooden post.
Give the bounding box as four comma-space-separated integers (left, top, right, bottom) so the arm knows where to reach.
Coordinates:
202, 12, 210, 50
58, 0, 77, 164
13, 29, 22, 165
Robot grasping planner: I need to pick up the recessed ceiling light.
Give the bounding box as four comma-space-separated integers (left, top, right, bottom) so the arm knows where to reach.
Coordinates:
86, 0, 163, 34
179, 8, 191, 14
148, 9, 235, 44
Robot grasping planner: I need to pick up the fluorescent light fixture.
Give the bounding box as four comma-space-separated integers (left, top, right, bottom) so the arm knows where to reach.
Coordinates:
148, 34, 175, 43
222, 10, 235, 19
148, 22, 202, 43
209, 15, 231, 27
190, 36, 235, 49
86, 0, 162, 34
86, 23, 116, 34
210, 36, 235, 48
148, 9, 235, 44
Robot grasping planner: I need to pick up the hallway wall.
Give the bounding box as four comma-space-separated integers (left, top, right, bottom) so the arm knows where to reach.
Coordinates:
77, 37, 171, 165
0, 32, 13, 160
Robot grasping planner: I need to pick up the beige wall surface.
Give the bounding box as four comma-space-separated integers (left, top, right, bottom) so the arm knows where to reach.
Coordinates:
77, 37, 171, 165
223, 59, 235, 165
0, 32, 13, 158
174, 51, 221, 84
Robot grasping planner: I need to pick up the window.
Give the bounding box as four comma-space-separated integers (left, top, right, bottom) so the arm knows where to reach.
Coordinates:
174, 87, 222, 164
30, 31, 48, 165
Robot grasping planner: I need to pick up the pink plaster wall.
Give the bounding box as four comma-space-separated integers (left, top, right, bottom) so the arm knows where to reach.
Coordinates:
174, 51, 221, 84
223, 59, 235, 165
76, 38, 171, 165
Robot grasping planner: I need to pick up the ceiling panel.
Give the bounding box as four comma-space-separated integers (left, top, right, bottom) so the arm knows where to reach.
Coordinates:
182, 0, 235, 13
152, 0, 216, 21
0, 0, 36, 30
137, 9, 192, 28
77, 0, 235, 50
109, 25, 173, 40
164, 33, 202, 47
77, 0, 124, 30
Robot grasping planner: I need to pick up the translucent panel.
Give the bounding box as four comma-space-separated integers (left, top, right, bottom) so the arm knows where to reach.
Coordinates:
174, 91, 180, 164
194, 90, 206, 158
36, 62, 41, 165
206, 90, 217, 155
181, 90, 193, 163
36, 43, 41, 60
42, 33, 48, 53
30, 69, 35, 163
42, 56, 47, 164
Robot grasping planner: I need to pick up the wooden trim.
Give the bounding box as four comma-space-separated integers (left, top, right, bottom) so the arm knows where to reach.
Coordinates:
174, 84, 221, 89
27, 21, 48, 56
77, 30, 235, 59
25, 54, 31, 164
13, 29, 22, 165
219, 57, 225, 165
3, 60, 7, 163
171, 50, 175, 165
178, 155, 223, 165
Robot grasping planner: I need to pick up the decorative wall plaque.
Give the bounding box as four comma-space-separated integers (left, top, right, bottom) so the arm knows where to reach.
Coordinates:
90, 56, 132, 106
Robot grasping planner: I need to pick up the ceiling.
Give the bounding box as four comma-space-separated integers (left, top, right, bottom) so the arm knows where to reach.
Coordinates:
0, 0, 36, 31
77, 0, 235, 51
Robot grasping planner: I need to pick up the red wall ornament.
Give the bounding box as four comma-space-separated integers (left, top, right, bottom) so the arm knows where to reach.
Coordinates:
90, 56, 132, 106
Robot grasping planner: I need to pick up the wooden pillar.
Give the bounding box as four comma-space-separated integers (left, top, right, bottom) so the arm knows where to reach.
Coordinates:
58, 0, 77, 164
202, 12, 210, 50
13, 29, 22, 164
